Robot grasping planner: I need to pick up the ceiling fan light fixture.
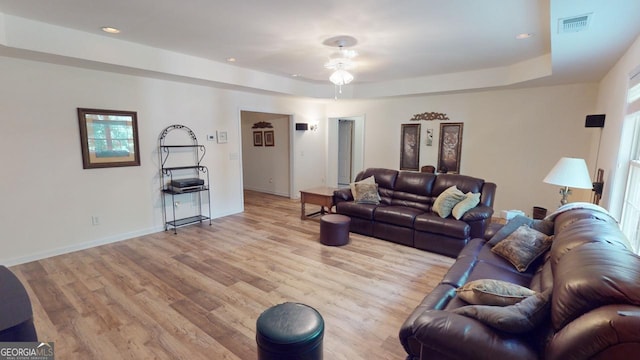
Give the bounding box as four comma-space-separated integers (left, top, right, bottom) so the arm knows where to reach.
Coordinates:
330, 69, 354, 86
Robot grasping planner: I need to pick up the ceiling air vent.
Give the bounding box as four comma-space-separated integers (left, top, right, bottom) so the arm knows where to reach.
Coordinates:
559, 13, 592, 34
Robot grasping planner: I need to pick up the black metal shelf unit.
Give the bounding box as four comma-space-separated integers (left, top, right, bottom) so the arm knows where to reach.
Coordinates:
159, 124, 212, 234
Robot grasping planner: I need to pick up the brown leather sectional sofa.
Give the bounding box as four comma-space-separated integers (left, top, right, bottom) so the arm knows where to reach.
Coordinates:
400, 206, 640, 360
333, 168, 497, 257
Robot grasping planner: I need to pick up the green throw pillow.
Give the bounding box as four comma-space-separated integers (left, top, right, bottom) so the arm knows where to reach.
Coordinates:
432, 185, 466, 218
456, 279, 536, 306
452, 192, 481, 220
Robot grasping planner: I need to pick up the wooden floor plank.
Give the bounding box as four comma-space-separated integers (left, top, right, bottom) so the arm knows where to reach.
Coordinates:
10, 190, 454, 359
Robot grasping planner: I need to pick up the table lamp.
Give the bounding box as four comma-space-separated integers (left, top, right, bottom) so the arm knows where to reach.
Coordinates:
543, 157, 593, 207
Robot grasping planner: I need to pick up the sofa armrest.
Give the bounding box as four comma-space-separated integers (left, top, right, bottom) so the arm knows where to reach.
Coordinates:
408, 310, 538, 360
484, 222, 504, 240
461, 205, 493, 222
546, 305, 640, 360
333, 188, 353, 204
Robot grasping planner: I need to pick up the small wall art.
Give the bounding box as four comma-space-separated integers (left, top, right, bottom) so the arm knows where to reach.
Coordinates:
264, 130, 275, 147
253, 131, 263, 146
426, 128, 433, 146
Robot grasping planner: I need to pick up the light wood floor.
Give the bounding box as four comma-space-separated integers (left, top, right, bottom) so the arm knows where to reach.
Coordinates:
10, 190, 454, 359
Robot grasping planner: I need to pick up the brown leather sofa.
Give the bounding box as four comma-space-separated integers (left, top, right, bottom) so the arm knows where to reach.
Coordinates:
400, 206, 640, 360
333, 168, 497, 257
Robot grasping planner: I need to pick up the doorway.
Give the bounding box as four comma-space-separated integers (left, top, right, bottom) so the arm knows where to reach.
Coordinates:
240, 111, 291, 197
338, 119, 354, 186
328, 115, 365, 187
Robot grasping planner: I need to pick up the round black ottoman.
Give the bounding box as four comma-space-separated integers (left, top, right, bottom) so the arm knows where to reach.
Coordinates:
256, 302, 324, 360
320, 214, 350, 246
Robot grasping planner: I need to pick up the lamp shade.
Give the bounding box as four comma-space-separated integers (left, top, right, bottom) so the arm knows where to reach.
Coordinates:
543, 157, 593, 189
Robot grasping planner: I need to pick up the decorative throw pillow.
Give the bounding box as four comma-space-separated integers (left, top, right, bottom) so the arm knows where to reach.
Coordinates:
354, 183, 380, 205
432, 185, 466, 218
350, 176, 380, 201
452, 192, 481, 220
452, 288, 551, 333
456, 279, 536, 306
487, 215, 554, 247
491, 225, 553, 272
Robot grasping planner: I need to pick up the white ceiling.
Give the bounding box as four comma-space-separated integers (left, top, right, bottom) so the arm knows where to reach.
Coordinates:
0, 0, 639, 98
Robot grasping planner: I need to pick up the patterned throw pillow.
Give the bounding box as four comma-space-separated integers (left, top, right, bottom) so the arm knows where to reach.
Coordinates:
350, 176, 380, 201
452, 192, 481, 220
354, 183, 380, 205
456, 279, 536, 306
487, 215, 554, 247
432, 185, 466, 218
491, 225, 553, 272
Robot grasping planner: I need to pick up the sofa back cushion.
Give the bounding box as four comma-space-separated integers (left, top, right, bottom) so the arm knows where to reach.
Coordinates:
390, 171, 436, 211
550, 218, 631, 269
551, 241, 640, 330
356, 168, 398, 204
433, 174, 484, 198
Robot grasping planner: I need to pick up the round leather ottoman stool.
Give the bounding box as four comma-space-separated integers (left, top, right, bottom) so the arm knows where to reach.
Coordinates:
320, 214, 350, 246
256, 302, 324, 360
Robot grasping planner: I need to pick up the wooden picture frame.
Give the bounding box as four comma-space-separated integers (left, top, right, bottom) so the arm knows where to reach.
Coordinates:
264, 130, 275, 147
77, 108, 140, 169
437, 122, 464, 174
253, 131, 263, 146
400, 123, 421, 171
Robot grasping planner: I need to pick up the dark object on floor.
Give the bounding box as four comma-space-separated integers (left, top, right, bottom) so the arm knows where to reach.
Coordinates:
320, 214, 350, 246
533, 206, 547, 219
0, 265, 38, 341
256, 302, 324, 360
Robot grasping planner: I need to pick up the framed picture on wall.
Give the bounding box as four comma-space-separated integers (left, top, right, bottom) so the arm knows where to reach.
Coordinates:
264, 130, 275, 147
437, 122, 464, 174
253, 131, 263, 146
77, 108, 140, 169
400, 123, 421, 171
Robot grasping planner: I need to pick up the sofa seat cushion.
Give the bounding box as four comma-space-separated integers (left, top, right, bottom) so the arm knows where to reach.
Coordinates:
336, 201, 382, 220
373, 206, 423, 228
414, 212, 470, 239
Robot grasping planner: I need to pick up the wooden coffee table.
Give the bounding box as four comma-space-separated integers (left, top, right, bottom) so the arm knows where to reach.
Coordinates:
300, 186, 337, 220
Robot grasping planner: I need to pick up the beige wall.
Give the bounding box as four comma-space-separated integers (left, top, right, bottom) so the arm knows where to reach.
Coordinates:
0, 56, 326, 265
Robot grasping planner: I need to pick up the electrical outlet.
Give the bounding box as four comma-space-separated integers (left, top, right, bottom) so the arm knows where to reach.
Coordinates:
91, 216, 100, 225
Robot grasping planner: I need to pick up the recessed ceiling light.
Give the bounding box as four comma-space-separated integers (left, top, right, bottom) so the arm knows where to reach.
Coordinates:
101, 26, 121, 34
226, 57, 237, 62
516, 33, 533, 40
291, 74, 300, 77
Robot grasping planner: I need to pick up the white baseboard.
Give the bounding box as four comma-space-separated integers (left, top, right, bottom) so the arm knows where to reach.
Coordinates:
2, 210, 243, 267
